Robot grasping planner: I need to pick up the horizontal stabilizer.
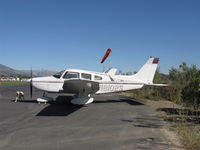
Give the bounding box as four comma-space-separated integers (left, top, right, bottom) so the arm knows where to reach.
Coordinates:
144, 83, 168, 87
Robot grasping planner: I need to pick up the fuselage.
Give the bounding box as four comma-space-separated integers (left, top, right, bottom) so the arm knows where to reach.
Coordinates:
29, 57, 161, 105
31, 69, 144, 94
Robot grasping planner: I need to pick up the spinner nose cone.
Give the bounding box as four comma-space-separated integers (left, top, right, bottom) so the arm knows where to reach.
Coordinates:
27, 77, 37, 83
27, 78, 31, 82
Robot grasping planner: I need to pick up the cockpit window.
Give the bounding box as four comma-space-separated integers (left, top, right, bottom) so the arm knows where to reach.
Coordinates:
63, 72, 79, 79
53, 70, 65, 78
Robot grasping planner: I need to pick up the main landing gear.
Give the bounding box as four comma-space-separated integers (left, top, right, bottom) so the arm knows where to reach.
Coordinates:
71, 94, 94, 105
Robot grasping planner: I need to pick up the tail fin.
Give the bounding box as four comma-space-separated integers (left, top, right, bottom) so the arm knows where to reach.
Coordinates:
132, 57, 159, 84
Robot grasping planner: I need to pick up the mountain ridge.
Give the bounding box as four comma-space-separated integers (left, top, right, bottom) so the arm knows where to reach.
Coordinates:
0, 64, 57, 77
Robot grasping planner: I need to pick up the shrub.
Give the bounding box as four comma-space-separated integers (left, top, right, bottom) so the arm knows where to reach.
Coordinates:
182, 78, 200, 110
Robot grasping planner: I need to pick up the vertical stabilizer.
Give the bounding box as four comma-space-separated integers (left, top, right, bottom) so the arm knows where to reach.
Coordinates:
132, 57, 159, 84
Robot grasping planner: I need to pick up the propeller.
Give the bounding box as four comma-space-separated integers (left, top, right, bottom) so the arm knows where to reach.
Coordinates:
30, 67, 33, 99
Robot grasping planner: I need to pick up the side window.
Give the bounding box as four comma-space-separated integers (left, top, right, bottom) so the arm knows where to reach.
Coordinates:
63, 72, 79, 79
81, 73, 91, 80
94, 75, 102, 80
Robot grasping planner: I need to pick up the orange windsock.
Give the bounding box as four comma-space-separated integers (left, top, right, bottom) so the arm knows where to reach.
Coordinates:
101, 48, 112, 64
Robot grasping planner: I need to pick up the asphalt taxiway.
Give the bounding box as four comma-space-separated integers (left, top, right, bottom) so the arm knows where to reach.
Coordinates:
0, 84, 171, 150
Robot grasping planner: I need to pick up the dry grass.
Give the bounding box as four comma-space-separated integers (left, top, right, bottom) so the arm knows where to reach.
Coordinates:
176, 122, 200, 150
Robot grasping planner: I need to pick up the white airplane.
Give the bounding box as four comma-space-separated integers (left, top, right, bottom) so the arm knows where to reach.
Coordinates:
29, 57, 166, 105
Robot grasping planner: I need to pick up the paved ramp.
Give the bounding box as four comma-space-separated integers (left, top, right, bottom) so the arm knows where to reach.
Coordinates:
0, 85, 171, 150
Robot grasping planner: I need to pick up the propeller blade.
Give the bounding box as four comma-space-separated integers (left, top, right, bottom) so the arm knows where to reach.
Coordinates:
30, 80, 32, 98
30, 67, 33, 98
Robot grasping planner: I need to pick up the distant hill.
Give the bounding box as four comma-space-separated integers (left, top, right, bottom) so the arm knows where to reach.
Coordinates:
20, 69, 57, 77
0, 64, 57, 77
0, 64, 27, 77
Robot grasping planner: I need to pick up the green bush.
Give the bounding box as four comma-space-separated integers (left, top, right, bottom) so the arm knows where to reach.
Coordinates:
169, 62, 199, 86
182, 78, 200, 110
126, 62, 200, 108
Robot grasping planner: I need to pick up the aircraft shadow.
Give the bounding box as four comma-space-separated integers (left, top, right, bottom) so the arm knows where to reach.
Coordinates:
94, 98, 144, 106
11, 99, 38, 103
36, 96, 82, 116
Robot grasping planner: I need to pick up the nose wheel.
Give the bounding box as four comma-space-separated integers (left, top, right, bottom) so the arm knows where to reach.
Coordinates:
37, 92, 53, 104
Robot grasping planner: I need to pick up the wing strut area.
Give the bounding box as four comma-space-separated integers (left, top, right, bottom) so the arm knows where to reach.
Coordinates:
63, 80, 99, 105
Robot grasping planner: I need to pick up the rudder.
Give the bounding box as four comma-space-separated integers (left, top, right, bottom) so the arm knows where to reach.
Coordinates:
131, 57, 159, 84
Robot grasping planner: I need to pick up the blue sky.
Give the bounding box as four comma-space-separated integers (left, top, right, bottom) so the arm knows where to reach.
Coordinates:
0, 0, 200, 74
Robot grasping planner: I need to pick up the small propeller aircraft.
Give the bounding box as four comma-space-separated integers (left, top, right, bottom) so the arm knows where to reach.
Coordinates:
29, 49, 166, 105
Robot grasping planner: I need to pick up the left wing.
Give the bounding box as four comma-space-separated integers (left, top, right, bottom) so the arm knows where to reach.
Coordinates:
62, 79, 99, 95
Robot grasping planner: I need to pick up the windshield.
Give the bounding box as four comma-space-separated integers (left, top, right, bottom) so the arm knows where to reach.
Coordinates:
63, 72, 79, 79
53, 70, 65, 78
